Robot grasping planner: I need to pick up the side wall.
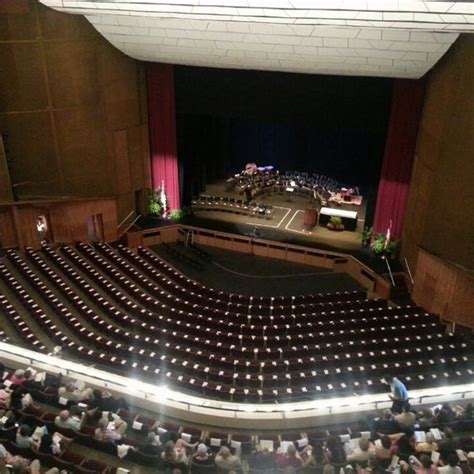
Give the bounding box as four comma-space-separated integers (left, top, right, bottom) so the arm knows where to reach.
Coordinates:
402, 35, 474, 272
0, 0, 151, 224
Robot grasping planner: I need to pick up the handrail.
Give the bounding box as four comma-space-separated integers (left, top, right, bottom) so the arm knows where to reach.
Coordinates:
404, 257, 414, 284
383, 256, 396, 287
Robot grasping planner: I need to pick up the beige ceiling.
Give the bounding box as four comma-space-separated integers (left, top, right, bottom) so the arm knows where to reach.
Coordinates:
39, 1, 474, 78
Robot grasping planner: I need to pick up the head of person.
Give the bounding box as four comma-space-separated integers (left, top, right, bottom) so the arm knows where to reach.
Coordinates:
402, 402, 411, 412
59, 410, 70, 422
65, 382, 76, 393
97, 418, 108, 431
447, 453, 459, 467
145, 432, 158, 446
420, 454, 432, 468
14, 369, 25, 381
23, 370, 32, 380
383, 409, 393, 420
345, 465, 355, 474
425, 432, 435, 444
19, 424, 31, 437
323, 464, 335, 474
219, 446, 231, 458
287, 444, 297, 457
164, 441, 175, 456
39, 433, 53, 451
93, 389, 102, 400
326, 435, 341, 452
196, 443, 208, 457
359, 438, 370, 452
381, 436, 391, 450
444, 427, 454, 439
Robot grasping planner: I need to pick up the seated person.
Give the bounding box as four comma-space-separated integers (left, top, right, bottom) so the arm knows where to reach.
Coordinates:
325, 435, 347, 464
58, 382, 94, 403
215, 446, 242, 473
276, 443, 303, 471
400, 454, 438, 474
191, 443, 214, 469
94, 414, 127, 443
54, 407, 85, 431
139, 431, 161, 456
416, 432, 439, 453
248, 447, 275, 471
0, 442, 40, 473
417, 408, 435, 429
161, 440, 189, 467
38, 433, 71, 457
435, 403, 456, 424
396, 434, 416, 457
438, 428, 458, 463
347, 437, 375, 464
0, 409, 17, 429
374, 409, 403, 435
8, 369, 26, 386
438, 453, 463, 474
16, 424, 39, 449
395, 403, 417, 431
89, 389, 123, 413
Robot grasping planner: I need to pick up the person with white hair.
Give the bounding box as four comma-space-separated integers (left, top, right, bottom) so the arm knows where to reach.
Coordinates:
54, 407, 85, 431
191, 443, 214, 471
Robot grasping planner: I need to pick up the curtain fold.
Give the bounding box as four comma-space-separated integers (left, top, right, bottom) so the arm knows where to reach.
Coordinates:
147, 63, 180, 211
373, 79, 426, 239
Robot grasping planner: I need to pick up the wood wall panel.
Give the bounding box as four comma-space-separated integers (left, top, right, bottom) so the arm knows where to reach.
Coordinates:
0, 0, 150, 210
403, 35, 474, 272
412, 249, 474, 329
114, 130, 131, 195
0, 211, 16, 248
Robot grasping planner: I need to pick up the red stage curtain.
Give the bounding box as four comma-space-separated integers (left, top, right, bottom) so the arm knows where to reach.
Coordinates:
147, 63, 180, 211
373, 79, 426, 239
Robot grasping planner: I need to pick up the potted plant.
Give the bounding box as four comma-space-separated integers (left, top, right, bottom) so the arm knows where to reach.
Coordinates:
370, 233, 386, 255
147, 189, 163, 217
327, 216, 345, 231
362, 226, 373, 246
386, 239, 400, 259
169, 209, 183, 221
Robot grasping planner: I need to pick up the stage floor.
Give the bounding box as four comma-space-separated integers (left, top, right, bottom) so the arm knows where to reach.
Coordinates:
192, 181, 367, 252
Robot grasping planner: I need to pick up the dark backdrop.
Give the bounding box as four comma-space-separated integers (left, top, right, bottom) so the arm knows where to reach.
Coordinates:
174, 66, 393, 223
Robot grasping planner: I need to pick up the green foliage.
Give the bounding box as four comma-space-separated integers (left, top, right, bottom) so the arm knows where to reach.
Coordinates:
370, 233, 386, 254
362, 226, 373, 243
386, 239, 401, 258
147, 188, 163, 216
169, 209, 183, 220
329, 216, 343, 227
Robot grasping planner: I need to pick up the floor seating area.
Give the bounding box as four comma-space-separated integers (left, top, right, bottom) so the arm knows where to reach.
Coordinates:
1, 361, 474, 474
0, 243, 473, 405
192, 195, 274, 218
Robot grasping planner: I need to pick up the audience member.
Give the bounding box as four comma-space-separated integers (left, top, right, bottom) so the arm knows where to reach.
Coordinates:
438, 454, 463, 474
0, 409, 17, 429
347, 437, 375, 464
438, 428, 458, 462
374, 409, 403, 435
139, 431, 161, 456
215, 446, 242, 473
395, 402, 417, 431
325, 435, 347, 464
94, 416, 126, 443
16, 424, 38, 449
396, 434, 415, 457
275, 443, 303, 471
38, 433, 64, 456
0, 442, 40, 473
435, 404, 456, 424
416, 432, 439, 453
249, 447, 275, 471
401, 454, 438, 474
161, 440, 189, 467
191, 443, 214, 471
58, 382, 94, 403
9, 369, 26, 386
418, 408, 435, 429
54, 408, 84, 431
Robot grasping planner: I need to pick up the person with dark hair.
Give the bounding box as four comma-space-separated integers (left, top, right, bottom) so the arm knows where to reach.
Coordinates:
38, 433, 64, 456
438, 428, 458, 463
438, 453, 463, 474
385, 376, 409, 414
325, 435, 347, 464
249, 447, 275, 471
402, 454, 438, 474
396, 434, 415, 458
374, 409, 403, 435
435, 403, 456, 424
16, 424, 38, 449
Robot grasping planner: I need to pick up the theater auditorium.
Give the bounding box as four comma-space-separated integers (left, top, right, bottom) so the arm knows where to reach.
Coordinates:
0, 1, 473, 473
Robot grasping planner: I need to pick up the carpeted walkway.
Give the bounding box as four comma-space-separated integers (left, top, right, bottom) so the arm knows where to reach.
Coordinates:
152, 244, 364, 297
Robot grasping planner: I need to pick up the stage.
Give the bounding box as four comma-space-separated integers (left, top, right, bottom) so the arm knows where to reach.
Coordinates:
190, 180, 367, 253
